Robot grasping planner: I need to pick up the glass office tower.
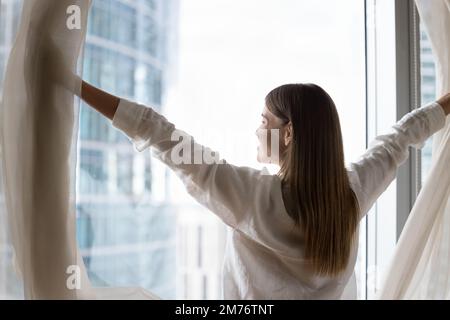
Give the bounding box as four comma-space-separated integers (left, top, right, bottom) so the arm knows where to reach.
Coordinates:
77, 0, 179, 299
420, 26, 437, 182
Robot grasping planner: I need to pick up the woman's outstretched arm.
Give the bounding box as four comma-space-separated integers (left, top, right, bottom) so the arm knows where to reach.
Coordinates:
71, 79, 269, 232
347, 98, 448, 220
108, 97, 270, 230
78, 80, 120, 120
47, 38, 120, 119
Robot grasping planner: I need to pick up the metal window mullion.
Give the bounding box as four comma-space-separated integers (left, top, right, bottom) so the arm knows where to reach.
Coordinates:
410, 4, 422, 198
395, 0, 422, 241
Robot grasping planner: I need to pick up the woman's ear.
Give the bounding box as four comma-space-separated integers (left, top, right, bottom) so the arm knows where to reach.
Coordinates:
284, 121, 293, 146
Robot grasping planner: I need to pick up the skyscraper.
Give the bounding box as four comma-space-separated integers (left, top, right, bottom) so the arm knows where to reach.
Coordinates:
420, 26, 437, 182
77, 0, 179, 299
420, 28, 436, 105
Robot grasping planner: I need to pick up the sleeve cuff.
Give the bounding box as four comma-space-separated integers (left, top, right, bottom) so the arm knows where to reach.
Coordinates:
422, 101, 447, 135
111, 98, 146, 139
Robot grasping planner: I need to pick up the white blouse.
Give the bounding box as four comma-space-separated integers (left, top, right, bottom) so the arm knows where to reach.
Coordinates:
111, 98, 446, 299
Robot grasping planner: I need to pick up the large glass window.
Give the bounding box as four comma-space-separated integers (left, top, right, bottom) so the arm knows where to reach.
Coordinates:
0, 0, 367, 300
169, 0, 366, 299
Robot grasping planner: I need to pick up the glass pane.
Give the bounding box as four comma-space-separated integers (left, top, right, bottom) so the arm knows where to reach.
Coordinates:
0, 0, 24, 299
362, 0, 400, 299
169, 0, 366, 299
420, 23, 437, 183
77, 0, 175, 299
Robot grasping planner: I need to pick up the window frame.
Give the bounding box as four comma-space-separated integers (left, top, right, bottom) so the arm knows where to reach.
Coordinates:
363, 0, 424, 299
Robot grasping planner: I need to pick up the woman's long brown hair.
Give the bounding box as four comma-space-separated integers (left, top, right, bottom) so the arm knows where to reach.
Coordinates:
266, 83, 360, 277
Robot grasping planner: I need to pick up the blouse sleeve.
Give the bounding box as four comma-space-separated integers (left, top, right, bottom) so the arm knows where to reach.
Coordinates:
111, 98, 270, 229
346, 101, 447, 219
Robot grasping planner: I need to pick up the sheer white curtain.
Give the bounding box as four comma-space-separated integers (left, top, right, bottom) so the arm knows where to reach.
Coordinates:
0, 0, 159, 299
377, 0, 450, 299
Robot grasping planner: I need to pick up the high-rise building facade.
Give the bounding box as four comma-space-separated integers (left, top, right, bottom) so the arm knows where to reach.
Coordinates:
77, 0, 179, 299
420, 26, 437, 182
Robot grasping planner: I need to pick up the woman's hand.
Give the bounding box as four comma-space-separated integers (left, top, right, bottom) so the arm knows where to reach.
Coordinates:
437, 93, 450, 116
37, 35, 118, 119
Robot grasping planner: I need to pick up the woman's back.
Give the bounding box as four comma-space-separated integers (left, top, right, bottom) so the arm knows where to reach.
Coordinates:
222, 172, 359, 299
110, 95, 446, 299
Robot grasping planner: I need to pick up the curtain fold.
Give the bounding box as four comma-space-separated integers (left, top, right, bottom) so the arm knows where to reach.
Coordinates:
376, 0, 450, 299
0, 0, 159, 299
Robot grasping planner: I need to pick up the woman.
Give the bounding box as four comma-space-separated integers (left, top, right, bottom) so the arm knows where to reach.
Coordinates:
73, 79, 450, 299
